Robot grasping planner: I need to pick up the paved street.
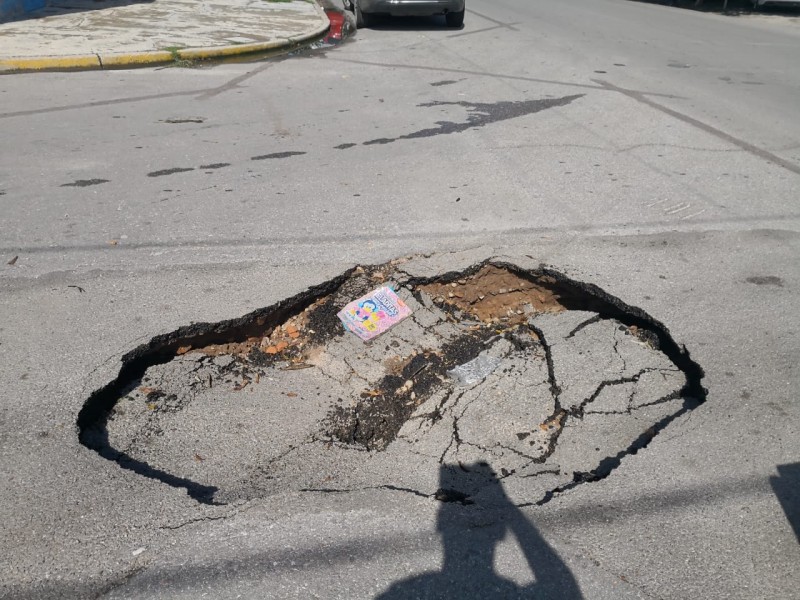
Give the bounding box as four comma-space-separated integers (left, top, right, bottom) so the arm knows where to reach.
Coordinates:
1, 0, 798, 598
0, 0, 329, 70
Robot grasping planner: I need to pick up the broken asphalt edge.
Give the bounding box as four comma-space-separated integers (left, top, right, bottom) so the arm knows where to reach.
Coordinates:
0, 2, 330, 73
76, 267, 358, 504
75, 257, 707, 506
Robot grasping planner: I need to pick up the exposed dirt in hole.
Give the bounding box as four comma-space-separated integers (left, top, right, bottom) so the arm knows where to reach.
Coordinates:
625, 324, 660, 350
419, 265, 567, 326
78, 259, 705, 506
186, 297, 317, 363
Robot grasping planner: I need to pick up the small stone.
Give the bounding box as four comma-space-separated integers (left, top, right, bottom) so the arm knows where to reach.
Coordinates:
213, 355, 235, 368
448, 292, 455, 298
450, 282, 458, 288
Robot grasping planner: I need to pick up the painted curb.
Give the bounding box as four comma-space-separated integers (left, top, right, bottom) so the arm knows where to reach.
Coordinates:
0, 4, 330, 73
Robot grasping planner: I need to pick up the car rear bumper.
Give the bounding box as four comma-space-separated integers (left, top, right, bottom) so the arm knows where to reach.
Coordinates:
360, 0, 465, 16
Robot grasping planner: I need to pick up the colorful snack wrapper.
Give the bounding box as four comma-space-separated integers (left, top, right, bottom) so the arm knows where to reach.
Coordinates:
337, 286, 412, 341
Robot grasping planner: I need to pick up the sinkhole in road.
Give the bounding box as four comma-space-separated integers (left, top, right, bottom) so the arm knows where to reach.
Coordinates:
77, 260, 705, 506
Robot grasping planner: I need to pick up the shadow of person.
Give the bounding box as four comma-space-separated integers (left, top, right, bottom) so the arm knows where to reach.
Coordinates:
770, 462, 800, 542
376, 462, 583, 599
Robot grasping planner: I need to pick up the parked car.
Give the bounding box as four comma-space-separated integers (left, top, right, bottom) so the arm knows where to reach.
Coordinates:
752, 0, 800, 6
349, 0, 465, 28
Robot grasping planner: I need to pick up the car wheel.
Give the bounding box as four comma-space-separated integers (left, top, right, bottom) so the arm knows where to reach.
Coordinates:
445, 9, 464, 28
352, 0, 370, 28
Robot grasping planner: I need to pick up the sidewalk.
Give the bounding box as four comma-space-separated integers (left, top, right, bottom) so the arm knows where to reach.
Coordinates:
0, 0, 330, 72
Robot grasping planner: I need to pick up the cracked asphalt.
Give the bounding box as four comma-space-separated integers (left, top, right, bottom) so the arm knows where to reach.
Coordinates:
1, 0, 799, 599
91, 262, 693, 508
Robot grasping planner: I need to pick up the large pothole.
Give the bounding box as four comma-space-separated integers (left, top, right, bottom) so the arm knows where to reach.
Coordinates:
78, 260, 705, 506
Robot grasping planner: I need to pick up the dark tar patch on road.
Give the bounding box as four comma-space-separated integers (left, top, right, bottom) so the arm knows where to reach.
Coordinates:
251, 151, 307, 160
162, 118, 206, 124
363, 138, 393, 146
199, 163, 230, 170
362, 95, 584, 146
61, 179, 110, 187
746, 275, 784, 287
147, 167, 195, 178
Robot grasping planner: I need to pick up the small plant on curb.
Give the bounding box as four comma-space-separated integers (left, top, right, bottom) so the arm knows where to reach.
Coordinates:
162, 45, 182, 60
160, 46, 196, 68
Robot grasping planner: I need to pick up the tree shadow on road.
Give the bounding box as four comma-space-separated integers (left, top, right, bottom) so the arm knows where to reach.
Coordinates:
376, 462, 583, 600
770, 462, 800, 542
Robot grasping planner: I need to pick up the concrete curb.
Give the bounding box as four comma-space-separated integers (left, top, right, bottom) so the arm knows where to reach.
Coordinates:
0, 3, 330, 73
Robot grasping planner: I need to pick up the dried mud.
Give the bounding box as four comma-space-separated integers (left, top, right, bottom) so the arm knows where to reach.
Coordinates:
419, 265, 567, 325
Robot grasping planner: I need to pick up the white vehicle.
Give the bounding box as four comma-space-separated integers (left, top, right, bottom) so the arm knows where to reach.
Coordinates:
349, 0, 465, 28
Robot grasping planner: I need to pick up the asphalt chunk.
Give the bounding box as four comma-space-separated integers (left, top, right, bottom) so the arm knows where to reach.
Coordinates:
78, 259, 704, 506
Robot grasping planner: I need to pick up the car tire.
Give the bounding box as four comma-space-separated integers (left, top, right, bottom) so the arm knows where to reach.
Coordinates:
353, 0, 370, 28
445, 9, 464, 27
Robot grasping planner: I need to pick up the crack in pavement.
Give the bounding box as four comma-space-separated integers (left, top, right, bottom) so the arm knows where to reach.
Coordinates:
569, 368, 662, 420
158, 512, 234, 530
330, 58, 685, 99
594, 78, 800, 177
77, 259, 705, 507
566, 315, 603, 339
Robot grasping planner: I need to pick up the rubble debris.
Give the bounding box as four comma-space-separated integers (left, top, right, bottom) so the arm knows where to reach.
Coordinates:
78, 259, 705, 506
447, 352, 503, 386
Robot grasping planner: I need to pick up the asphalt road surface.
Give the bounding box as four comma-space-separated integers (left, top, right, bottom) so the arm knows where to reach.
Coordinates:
1, 1, 798, 599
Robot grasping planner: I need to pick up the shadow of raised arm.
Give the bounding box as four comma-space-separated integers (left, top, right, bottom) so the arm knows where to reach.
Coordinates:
376, 462, 583, 599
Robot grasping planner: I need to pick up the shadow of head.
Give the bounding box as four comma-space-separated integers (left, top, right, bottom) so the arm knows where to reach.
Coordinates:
434, 462, 509, 539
